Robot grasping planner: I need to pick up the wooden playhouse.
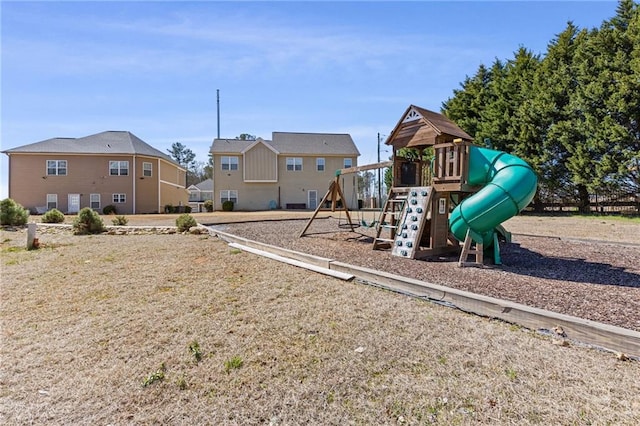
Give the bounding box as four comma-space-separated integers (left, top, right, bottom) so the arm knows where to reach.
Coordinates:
371, 105, 481, 260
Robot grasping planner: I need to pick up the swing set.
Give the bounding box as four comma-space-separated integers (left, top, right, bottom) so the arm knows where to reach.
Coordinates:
298, 160, 393, 237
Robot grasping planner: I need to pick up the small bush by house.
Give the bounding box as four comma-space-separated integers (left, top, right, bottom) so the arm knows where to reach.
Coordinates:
176, 214, 197, 232
41, 208, 65, 223
165, 204, 191, 214
222, 200, 234, 212
103, 205, 117, 215
111, 215, 129, 226
73, 207, 105, 235
204, 200, 214, 212
0, 198, 29, 226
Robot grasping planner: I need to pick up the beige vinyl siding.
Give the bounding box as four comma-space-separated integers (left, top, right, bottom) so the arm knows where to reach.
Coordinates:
213, 152, 243, 210
232, 185, 281, 210
277, 155, 357, 209
156, 157, 188, 213
243, 144, 277, 182
211, 153, 358, 211
7, 153, 134, 213
159, 159, 185, 184
6, 153, 186, 214
135, 157, 160, 213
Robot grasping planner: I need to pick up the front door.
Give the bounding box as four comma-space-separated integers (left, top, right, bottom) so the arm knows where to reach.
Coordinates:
308, 190, 318, 210
68, 194, 80, 213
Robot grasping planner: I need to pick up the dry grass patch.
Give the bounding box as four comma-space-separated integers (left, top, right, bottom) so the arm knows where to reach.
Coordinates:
1, 227, 639, 425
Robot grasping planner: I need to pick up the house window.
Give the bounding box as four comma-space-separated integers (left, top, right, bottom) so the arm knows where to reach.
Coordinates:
109, 161, 129, 176
221, 156, 238, 171
220, 190, 238, 204
90, 194, 101, 209
46, 194, 58, 210
343, 158, 353, 168
286, 157, 303, 171
189, 191, 199, 202
316, 158, 325, 172
112, 193, 126, 203
46, 160, 67, 176
143, 162, 152, 177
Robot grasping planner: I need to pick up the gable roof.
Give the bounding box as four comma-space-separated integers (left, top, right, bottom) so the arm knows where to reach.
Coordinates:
191, 178, 213, 191
241, 138, 280, 155
272, 132, 360, 155
211, 132, 360, 156
3, 131, 181, 167
385, 105, 473, 148
211, 138, 260, 154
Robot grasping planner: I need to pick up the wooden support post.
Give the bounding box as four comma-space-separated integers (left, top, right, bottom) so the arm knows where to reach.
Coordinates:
458, 228, 483, 267
299, 180, 336, 237
299, 177, 355, 237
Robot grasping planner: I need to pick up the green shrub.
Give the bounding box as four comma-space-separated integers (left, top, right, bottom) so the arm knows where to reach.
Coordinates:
41, 208, 65, 223
188, 340, 202, 363
222, 200, 234, 212
203, 200, 213, 212
176, 213, 197, 232
224, 356, 244, 374
111, 215, 128, 226
103, 205, 117, 215
0, 198, 29, 226
165, 204, 191, 213
73, 207, 105, 235
142, 363, 166, 388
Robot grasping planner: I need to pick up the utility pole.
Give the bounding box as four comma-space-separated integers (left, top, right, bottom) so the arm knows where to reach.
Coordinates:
216, 89, 220, 139
377, 132, 381, 207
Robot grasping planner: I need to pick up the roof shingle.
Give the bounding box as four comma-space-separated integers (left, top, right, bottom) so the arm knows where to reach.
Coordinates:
211, 132, 360, 156
3, 131, 179, 166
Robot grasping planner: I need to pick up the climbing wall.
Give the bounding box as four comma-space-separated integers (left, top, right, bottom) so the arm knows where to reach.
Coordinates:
391, 187, 433, 259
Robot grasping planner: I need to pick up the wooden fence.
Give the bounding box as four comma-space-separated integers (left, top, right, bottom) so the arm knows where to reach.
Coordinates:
534, 191, 639, 215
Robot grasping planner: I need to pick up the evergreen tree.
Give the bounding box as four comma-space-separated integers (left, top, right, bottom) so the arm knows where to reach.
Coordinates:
443, 1, 639, 212
167, 142, 197, 186
530, 22, 587, 208
442, 64, 493, 142
570, 0, 640, 208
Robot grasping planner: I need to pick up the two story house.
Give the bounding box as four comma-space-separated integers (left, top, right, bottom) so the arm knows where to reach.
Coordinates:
211, 132, 360, 211
2, 131, 188, 214
187, 178, 213, 212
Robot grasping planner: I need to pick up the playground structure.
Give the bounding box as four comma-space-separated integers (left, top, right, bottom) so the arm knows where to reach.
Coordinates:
298, 160, 393, 236
300, 105, 538, 266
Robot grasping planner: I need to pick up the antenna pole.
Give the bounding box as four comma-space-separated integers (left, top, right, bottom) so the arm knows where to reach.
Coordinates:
377, 132, 382, 207
216, 89, 220, 139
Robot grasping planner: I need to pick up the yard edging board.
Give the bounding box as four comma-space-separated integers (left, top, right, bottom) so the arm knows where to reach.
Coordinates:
210, 227, 640, 359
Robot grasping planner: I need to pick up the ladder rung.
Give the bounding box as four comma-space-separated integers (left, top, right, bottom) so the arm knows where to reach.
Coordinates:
375, 238, 394, 243
380, 224, 397, 229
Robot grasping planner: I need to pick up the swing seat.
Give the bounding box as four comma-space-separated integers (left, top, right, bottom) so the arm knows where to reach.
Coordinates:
360, 219, 378, 228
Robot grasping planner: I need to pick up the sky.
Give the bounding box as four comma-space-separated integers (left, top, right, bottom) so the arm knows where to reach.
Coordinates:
0, 0, 621, 199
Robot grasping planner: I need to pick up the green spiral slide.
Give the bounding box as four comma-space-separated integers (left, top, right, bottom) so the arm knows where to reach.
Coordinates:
449, 146, 537, 263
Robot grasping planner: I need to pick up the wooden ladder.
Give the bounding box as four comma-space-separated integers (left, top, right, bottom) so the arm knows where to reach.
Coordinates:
372, 188, 409, 250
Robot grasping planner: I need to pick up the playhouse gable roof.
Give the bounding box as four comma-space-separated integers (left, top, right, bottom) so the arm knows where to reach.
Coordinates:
385, 105, 473, 149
